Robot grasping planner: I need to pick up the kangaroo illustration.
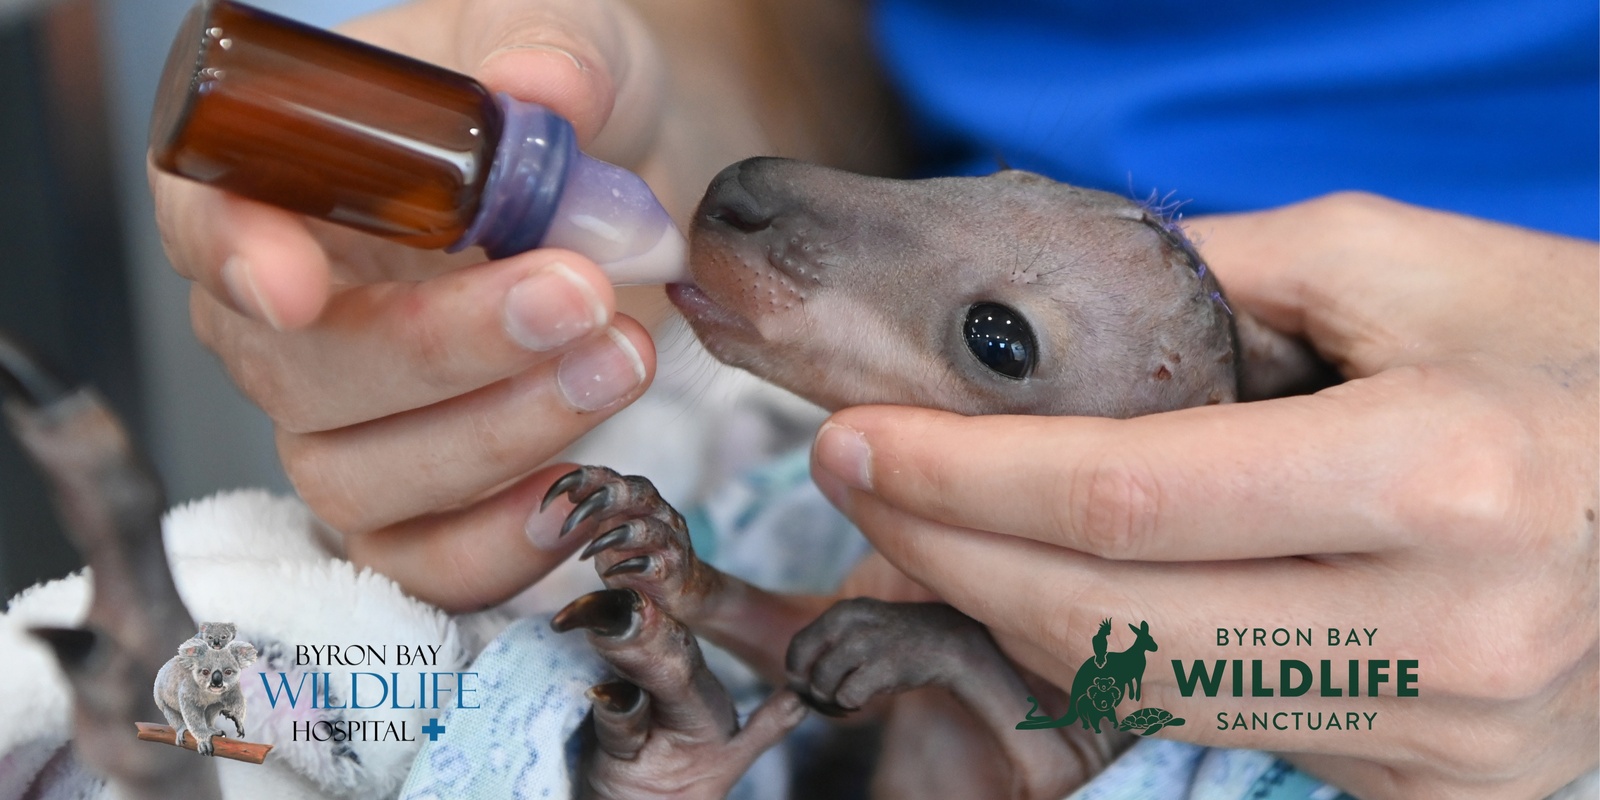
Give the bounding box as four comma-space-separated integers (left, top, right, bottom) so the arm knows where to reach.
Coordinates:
1019, 619, 1159, 732
1116, 621, 1156, 702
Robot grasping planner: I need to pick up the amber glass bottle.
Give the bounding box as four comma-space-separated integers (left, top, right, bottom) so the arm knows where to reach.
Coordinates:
151, 0, 498, 248
151, 0, 684, 282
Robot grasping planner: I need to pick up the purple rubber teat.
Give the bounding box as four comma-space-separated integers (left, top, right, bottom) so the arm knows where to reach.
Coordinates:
453, 94, 688, 285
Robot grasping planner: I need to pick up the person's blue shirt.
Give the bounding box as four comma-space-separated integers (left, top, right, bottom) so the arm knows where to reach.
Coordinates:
873, 0, 1599, 239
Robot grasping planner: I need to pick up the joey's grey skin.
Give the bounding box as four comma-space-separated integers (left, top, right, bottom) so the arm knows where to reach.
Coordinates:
194, 622, 237, 651
671, 158, 1326, 416
557, 160, 1331, 799
154, 639, 258, 755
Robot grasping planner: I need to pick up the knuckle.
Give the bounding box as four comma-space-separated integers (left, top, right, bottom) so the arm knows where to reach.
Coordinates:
1303, 190, 1400, 228
1279, 191, 1407, 257
195, 311, 325, 433
1441, 646, 1553, 702
1065, 455, 1162, 559
1428, 597, 1584, 702
1386, 389, 1527, 545
461, 404, 513, 467
434, 542, 491, 611
397, 289, 465, 394
190, 288, 220, 351
278, 433, 367, 534
1412, 719, 1531, 780
1037, 591, 1103, 660
237, 357, 323, 434
228, 344, 286, 415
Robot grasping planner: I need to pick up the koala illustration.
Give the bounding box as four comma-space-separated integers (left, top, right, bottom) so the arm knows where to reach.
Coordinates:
1075, 675, 1125, 734
194, 622, 236, 650
154, 638, 257, 755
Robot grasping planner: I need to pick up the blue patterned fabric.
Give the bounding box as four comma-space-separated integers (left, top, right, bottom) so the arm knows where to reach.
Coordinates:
398, 617, 604, 800
1069, 740, 1354, 800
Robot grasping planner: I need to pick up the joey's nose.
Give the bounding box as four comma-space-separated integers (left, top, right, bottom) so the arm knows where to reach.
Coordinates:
701, 158, 781, 233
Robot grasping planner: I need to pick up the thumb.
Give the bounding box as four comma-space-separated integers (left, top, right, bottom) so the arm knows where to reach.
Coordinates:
459, 0, 665, 165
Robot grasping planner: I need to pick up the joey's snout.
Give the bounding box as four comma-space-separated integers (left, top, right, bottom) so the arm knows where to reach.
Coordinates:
680, 158, 866, 356
690, 157, 859, 294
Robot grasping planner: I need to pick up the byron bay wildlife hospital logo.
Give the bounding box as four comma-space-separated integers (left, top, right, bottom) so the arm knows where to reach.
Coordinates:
1016, 619, 1186, 736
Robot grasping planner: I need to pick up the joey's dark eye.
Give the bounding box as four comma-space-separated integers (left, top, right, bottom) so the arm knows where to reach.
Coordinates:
963, 303, 1036, 379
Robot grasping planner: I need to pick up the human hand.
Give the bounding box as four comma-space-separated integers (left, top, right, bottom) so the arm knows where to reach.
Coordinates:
810, 193, 1598, 798
148, 0, 705, 611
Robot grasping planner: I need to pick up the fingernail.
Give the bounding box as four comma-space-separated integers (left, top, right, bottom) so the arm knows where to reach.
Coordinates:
525, 504, 569, 551
780, 691, 808, 722
504, 262, 608, 351
556, 327, 645, 412
220, 256, 282, 330
814, 422, 872, 491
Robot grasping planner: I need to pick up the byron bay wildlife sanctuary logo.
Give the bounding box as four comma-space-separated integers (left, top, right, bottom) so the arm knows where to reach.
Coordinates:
1017, 619, 1185, 736
1018, 619, 1419, 736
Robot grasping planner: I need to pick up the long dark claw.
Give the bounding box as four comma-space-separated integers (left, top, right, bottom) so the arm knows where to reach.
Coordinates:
561, 486, 614, 537
28, 626, 100, 671
602, 556, 652, 578
587, 680, 646, 715
0, 333, 71, 408
580, 524, 635, 561
541, 468, 586, 512
552, 588, 641, 637
794, 692, 851, 718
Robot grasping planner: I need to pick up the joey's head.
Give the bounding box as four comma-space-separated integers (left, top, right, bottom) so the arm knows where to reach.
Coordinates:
197, 621, 236, 650
671, 158, 1240, 417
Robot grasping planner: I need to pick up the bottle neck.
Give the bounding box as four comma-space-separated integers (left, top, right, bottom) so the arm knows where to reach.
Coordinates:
451, 93, 577, 259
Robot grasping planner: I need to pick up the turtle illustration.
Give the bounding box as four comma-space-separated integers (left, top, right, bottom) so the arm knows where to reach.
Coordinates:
1117, 707, 1187, 736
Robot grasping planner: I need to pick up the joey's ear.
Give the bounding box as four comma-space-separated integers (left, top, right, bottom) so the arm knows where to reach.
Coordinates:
1234, 312, 1340, 400
1129, 624, 1141, 636
229, 641, 258, 668
994, 168, 1051, 185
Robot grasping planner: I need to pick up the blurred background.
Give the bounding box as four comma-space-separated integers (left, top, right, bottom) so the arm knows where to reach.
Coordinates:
0, 0, 388, 598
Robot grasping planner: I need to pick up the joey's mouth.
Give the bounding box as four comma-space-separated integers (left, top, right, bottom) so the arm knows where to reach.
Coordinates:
666, 283, 758, 338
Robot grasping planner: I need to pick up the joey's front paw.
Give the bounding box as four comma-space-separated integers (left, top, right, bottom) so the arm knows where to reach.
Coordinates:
543, 466, 720, 622
553, 589, 806, 800
787, 599, 992, 716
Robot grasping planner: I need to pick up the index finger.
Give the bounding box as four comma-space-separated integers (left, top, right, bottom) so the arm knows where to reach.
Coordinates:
151, 166, 333, 330
813, 368, 1510, 560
